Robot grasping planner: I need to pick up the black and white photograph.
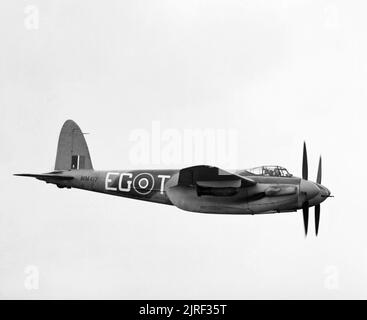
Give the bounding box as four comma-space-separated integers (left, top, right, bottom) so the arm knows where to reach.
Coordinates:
1, 0, 366, 307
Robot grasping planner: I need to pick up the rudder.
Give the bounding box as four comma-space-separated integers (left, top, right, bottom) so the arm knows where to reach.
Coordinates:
54, 120, 93, 171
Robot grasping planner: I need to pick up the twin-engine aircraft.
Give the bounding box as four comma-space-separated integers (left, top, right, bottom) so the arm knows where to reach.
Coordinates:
15, 120, 332, 236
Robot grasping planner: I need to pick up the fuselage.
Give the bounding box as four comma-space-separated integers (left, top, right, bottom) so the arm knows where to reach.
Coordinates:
51, 169, 330, 215
55, 169, 177, 205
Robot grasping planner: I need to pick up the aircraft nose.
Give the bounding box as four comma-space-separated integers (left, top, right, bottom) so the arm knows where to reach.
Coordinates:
300, 179, 320, 200
319, 184, 331, 198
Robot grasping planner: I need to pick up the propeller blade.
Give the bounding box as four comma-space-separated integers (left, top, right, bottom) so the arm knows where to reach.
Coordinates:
315, 204, 320, 236
302, 203, 309, 236
317, 156, 322, 184
302, 142, 308, 180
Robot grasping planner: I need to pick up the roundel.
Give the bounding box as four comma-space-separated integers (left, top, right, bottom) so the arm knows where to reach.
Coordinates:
133, 173, 155, 195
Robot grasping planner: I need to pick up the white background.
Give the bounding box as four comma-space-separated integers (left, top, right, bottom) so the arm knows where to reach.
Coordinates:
0, 0, 366, 299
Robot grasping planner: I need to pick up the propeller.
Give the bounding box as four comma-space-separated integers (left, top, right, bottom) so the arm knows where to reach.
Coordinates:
302, 202, 309, 236
302, 142, 309, 236
315, 204, 320, 236
301, 143, 324, 237
302, 142, 308, 180
315, 156, 322, 236
317, 156, 322, 184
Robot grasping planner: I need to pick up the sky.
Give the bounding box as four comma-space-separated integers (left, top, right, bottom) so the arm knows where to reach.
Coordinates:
1, 0, 367, 299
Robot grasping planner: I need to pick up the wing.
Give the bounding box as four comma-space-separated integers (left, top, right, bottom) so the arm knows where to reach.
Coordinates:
166, 165, 257, 214
177, 165, 256, 188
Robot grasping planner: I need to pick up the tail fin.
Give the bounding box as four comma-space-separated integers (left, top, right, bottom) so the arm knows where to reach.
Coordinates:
54, 120, 93, 171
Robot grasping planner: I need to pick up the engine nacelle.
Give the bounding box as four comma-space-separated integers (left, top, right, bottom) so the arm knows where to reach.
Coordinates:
196, 186, 239, 197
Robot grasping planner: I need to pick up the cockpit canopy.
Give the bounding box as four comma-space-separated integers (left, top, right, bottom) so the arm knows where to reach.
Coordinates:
238, 166, 293, 177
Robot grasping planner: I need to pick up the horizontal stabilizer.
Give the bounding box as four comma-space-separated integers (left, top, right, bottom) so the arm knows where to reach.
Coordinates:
14, 173, 74, 182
